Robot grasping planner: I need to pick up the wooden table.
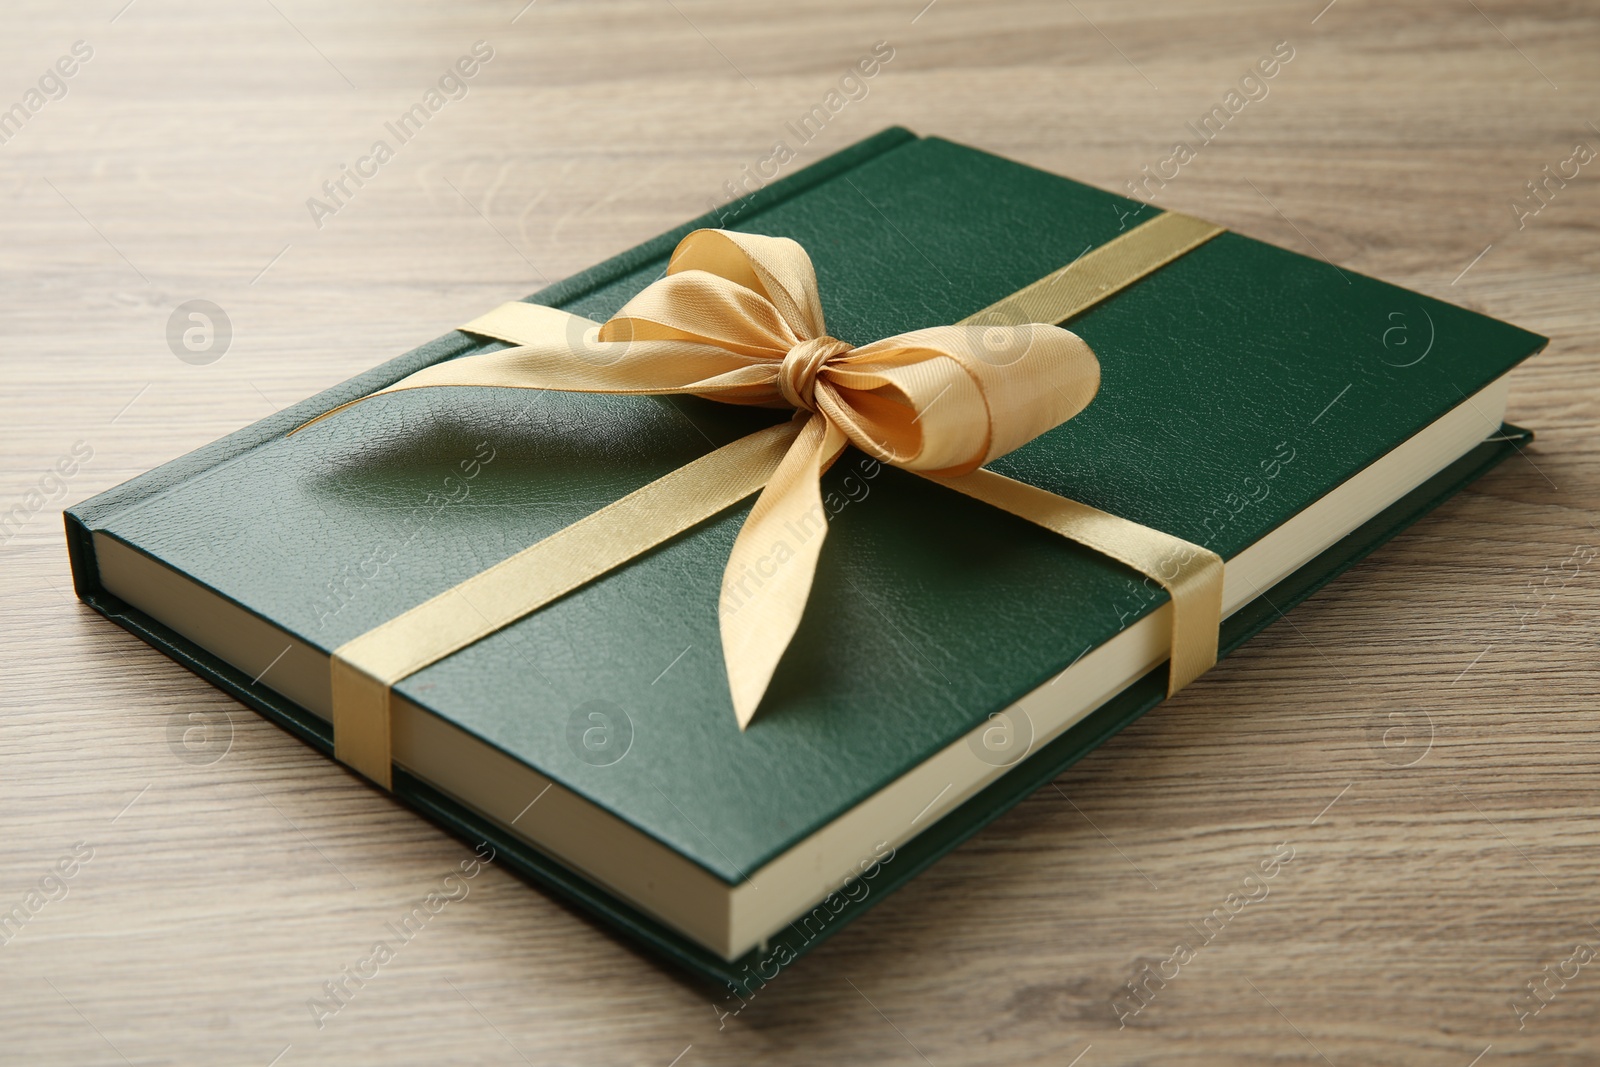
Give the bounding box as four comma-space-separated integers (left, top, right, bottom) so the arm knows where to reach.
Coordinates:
3, 1, 1596, 1063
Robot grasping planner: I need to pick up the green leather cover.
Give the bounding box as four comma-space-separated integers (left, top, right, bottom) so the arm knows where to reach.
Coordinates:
66, 128, 1544, 983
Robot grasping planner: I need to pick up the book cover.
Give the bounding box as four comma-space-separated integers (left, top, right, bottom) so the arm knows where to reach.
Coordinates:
66, 128, 1544, 984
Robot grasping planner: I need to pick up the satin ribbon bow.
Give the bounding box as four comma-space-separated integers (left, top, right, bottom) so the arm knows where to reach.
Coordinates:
310, 229, 1101, 727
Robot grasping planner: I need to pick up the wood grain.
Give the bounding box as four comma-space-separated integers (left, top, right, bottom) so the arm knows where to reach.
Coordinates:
2, 1, 1598, 1063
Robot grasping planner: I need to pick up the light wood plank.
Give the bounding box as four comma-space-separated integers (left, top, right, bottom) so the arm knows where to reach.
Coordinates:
2, 1, 1596, 1063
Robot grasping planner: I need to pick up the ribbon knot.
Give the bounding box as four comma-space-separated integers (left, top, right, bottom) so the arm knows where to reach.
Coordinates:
778, 335, 852, 412
306, 227, 1103, 728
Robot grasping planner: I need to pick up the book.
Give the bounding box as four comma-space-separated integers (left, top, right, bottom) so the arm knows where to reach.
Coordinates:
66, 127, 1544, 986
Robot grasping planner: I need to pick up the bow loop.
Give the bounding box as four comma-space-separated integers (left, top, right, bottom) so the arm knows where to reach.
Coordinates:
603, 269, 804, 359
666, 229, 827, 340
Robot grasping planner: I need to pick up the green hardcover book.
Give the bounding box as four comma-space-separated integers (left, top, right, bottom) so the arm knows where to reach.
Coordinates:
66, 128, 1543, 987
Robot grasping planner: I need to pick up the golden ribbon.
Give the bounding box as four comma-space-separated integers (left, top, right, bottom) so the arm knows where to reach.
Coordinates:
301, 211, 1226, 789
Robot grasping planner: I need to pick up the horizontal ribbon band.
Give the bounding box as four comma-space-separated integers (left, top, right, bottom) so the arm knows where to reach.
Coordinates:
308, 212, 1226, 789
929, 468, 1222, 692
966, 209, 1224, 328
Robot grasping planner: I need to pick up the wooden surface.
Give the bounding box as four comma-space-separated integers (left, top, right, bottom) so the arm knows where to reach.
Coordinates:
3, 1, 1597, 1063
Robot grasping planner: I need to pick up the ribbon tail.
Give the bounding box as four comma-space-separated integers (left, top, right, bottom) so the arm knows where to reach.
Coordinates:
719, 414, 846, 729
